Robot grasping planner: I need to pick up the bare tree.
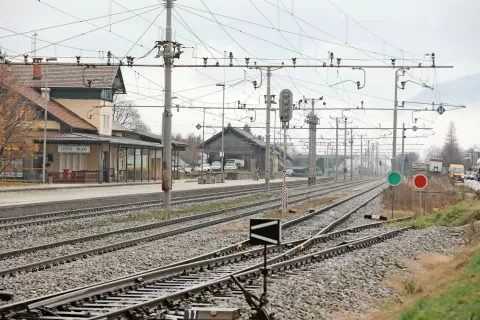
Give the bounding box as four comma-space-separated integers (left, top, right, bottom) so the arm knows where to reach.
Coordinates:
243, 124, 252, 133
0, 66, 38, 174
424, 145, 442, 161
112, 96, 150, 132
441, 121, 462, 166
177, 132, 202, 165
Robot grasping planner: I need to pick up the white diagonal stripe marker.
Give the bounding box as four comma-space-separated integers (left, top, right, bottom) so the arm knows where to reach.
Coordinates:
250, 233, 279, 244
251, 220, 279, 230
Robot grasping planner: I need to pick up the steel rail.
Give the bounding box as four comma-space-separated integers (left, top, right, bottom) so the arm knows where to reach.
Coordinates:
0, 180, 377, 277
49, 227, 411, 320
0, 180, 365, 260
0, 181, 313, 229
0, 217, 410, 316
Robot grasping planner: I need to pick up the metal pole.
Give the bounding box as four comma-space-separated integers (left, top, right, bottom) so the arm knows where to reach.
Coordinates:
401, 122, 405, 176
220, 85, 225, 182
265, 67, 271, 192
283, 123, 287, 173
335, 118, 339, 183
344, 120, 347, 180
263, 244, 268, 295
42, 64, 48, 184
326, 144, 329, 176
367, 140, 369, 177
392, 69, 400, 171
360, 136, 363, 180
202, 108, 205, 172
162, 0, 173, 208
350, 129, 353, 180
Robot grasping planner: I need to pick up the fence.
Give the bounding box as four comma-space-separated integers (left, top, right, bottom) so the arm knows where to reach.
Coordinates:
52, 171, 100, 183
0, 168, 43, 183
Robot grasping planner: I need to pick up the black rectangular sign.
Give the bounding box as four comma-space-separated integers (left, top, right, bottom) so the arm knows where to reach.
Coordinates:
249, 218, 281, 245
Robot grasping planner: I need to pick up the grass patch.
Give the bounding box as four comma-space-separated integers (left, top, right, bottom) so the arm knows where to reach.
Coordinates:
394, 201, 480, 230
37, 194, 274, 237
398, 248, 480, 320
404, 279, 423, 295
110, 193, 274, 223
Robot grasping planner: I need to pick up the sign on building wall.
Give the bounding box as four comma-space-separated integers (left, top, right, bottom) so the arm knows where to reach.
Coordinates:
58, 145, 91, 153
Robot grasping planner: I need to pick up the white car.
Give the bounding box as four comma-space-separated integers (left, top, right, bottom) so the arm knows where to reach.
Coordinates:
195, 164, 211, 173
224, 162, 237, 170
285, 168, 293, 176
184, 165, 192, 174
211, 161, 222, 171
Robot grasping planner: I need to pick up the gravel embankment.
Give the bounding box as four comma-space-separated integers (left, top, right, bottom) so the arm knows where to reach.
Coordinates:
0, 182, 350, 251
0, 183, 371, 302
282, 185, 385, 240
215, 226, 464, 320
0, 185, 363, 271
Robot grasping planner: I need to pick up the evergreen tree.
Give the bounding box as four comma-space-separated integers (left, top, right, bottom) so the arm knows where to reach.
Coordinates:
441, 121, 462, 166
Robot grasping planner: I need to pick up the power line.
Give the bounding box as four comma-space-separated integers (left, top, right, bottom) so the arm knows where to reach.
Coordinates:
326, 0, 420, 57
122, 9, 165, 59
0, 4, 162, 40
11, 5, 161, 59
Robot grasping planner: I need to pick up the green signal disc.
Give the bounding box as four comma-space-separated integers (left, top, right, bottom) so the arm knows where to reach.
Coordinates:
387, 171, 402, 186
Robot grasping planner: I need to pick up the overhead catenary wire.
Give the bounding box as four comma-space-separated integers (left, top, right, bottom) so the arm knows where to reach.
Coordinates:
11, 5, 162, 59
0, 4, 163, 40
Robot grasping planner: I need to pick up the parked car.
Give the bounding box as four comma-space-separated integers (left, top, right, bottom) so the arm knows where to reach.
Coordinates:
285, 168, 293, 176
224, 162, 237, 170
211, 161, 222, 171
194, 163, 212, 173
471, 172, 478, 181
184, 165, 192, 174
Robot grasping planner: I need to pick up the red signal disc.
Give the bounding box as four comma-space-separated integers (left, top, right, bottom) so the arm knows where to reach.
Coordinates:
413, 174, 428, 189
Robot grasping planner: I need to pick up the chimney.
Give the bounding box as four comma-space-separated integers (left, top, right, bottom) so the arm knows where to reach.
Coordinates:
33, 58, 43, 80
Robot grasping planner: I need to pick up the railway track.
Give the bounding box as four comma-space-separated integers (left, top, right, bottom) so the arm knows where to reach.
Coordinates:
0, 181, 314, 230
0, 179, 379, 277
0, 184, 411, 320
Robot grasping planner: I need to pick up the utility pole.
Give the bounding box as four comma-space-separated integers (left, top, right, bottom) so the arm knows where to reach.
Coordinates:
41, 57, 57, 184
307, 99, 318, 185
401, 122, 405, 177
283, 122, 287, 175
350, 129, 353, 180
344, 120, 347, 181
335, 118, 339, 183
201, 108, 205, 172
360, 136, 363, 180
162, 0, 174, 209
265, 67, 271, 192
366, 140, 370, 177
216, 83, 226, 182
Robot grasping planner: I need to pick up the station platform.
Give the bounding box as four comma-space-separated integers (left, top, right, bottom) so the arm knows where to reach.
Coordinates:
0, 177, 314, 218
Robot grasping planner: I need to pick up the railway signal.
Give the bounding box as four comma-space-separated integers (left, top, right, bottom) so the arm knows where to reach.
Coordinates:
413, 174, 428, 189
387, 171, 402, 219
414, 174, 428, 213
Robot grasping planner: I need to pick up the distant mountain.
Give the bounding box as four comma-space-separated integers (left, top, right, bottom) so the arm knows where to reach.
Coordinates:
411, 72, 480, 105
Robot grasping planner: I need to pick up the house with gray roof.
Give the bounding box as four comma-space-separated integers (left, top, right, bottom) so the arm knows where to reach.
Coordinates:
198, 127, 293, 173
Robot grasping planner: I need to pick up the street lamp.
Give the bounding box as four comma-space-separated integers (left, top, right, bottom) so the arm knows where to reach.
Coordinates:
42, 57, 57, 184
216, 83, 225, 182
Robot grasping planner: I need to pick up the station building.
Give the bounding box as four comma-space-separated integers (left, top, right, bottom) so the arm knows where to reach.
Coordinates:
199, 127, 293, 176
5, 62, 186, 183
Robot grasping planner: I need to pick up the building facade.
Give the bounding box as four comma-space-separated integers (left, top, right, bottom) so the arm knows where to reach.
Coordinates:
3, 62, 186, 183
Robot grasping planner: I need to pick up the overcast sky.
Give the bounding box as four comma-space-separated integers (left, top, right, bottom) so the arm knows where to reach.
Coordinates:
2, 0, 479, 159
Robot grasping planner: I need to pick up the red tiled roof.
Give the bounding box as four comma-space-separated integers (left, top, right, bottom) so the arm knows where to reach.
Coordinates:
14, 86, 97, 131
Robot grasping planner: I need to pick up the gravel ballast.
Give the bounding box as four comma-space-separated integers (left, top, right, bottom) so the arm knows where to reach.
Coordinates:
214, 226, 464, 320
0, 182, 377, 302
